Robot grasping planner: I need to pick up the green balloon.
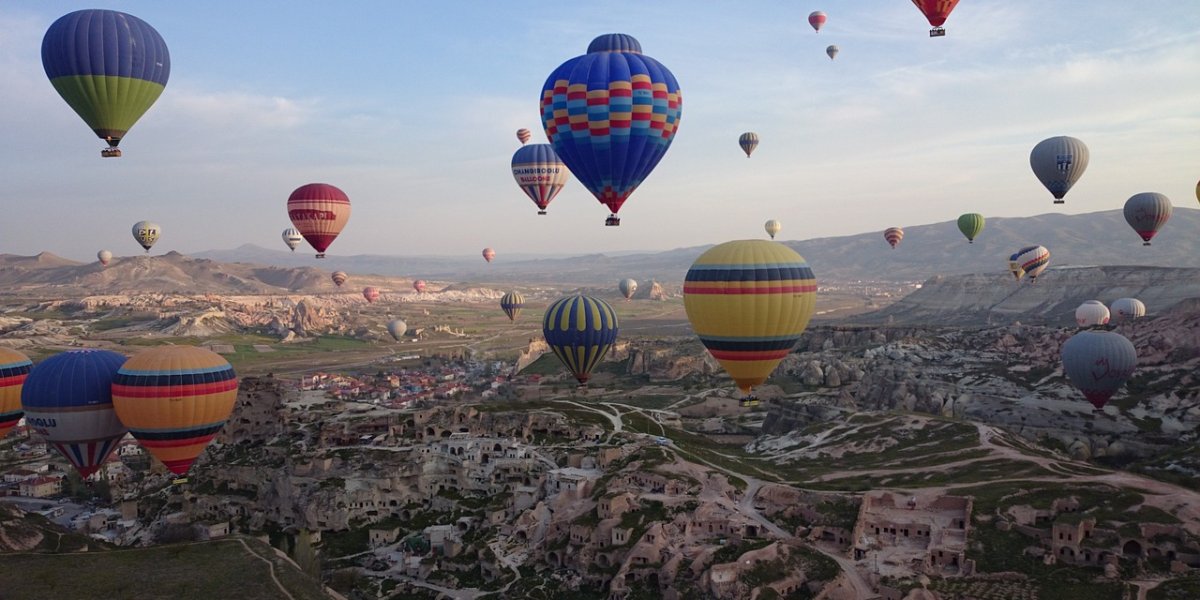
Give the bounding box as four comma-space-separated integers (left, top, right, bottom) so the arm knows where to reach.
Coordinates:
957, 213, 985, 243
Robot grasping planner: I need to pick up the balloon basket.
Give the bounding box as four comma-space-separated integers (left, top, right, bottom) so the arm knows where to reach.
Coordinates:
101, 147, 122, 158
929, 27, 946, 37
315, 253, 326, 259
538, 210, 547, 215
605, 215, 621, 226
739, 396, 760, 408
1053, 200, 1065, 205
172, 477, 189, 485
1143, 242, 1151, 247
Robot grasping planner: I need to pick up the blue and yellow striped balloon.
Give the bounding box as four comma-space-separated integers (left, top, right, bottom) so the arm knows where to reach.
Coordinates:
42, 9, 170, 156
0, 348, 33, 440
501, 291, 525, 322
112, 346, 237, 475
684, 240, 817, 398
542, 295, 619, 385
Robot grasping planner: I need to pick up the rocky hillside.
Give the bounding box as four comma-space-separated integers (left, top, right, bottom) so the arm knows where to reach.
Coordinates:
854, 265, 1200, 326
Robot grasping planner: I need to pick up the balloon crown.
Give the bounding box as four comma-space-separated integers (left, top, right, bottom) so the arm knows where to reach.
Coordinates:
587, 33, 642, 54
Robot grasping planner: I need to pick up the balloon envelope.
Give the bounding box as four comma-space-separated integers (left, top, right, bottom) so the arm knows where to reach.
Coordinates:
512, 144, 570, 214
1110, 298, 1146, 322
331, 271, 348, 287
884, 227, 904, 249
764, 219, 781, 240
826, 45, 839, 60
413, 280, 427, 294
1075, 300, 1110, 327
542, 295, 619, 385
0, 348, 32, 440
21, 349, 128, 478
619, 278, 638, 300
1061, 330, 1137, 410
41, 10, 170, 155
1123, 192, 1172, 246
911, 0, 960, 27
97, 249, 113, 266
287, 183, 350, 258
541, 34, 682, 225
1030, 136, 1089, 203
1012, 245, 1050, 280
387, 319, 407, 341
282, 228, 303, 251
482, 248, 496, 263
808, 11, 827, 32
500, 291, 525, 321
516, 128, 531, 145
739, 132, 759, 158
132, 221, 161, 252
683, 240, 817, 397
363, 287, 380, 304
112, 346, 238, 475
957, 213, 984, 243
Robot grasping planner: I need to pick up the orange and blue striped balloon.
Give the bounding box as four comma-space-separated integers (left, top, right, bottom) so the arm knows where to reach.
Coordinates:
542, 295, 619, 385
112, 346, 238, 475
0, 348, 33, 440
684, 240, 817, 398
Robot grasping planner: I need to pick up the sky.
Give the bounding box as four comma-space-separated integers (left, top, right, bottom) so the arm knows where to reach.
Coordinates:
1, 1, 1198, 262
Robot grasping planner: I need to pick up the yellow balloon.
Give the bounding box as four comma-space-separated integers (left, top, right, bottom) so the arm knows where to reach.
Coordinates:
683, 240, 817, 398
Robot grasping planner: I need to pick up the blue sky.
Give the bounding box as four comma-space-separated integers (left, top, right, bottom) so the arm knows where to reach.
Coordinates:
1, 1, 1198, 262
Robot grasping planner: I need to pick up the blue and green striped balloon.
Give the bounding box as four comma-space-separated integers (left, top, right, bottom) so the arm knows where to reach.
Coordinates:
42, 9, 170, 156
542, 295, 619, 385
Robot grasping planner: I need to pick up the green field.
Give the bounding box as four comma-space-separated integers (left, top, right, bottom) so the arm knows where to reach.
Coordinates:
0, 538, 328, 600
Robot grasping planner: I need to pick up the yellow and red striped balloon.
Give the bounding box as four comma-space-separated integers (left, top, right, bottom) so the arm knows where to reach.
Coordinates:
683, 240, 817, 400
111, 346, 238, 475
0, 348, 33, 440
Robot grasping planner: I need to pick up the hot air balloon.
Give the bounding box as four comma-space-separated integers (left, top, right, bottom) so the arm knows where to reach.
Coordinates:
516, 128, 532, 145
764, 219, 782, 240
541, 34, 682, 226
21, 349, 127, 478
97, 249, 113, 267
543, 295, 619, 386
42, 10, 170, 157
1061, 330, 1137, 410
287, 183, 351, 258
683, 240, 817, 406
1123, 192, 1172, 246
1195, 180, 1199, 206
1075, 300, 1110, 327
413, 280, 427, 294
808, 11, 827, 32
282, 228, 303, 252
111, 346, 238, 475
739, 132, 759, 158
387, 319, 407, 341
957, 213, 984, 243
132, 221, 161, 253
500, 292, 525, 321
0, 348, 32, 440
1012, 245, 1050, 281
826, 45, 839, 60
1110, 298, 1146, 323
512, 144, 570, 215
619, 278, 638, 300
483, 248, 496, 263
911, 0, 960, 36
363, 287, 380, 304
331, 271, 348, 287
884, 227, 904, 249
1030, 136, 1089, 204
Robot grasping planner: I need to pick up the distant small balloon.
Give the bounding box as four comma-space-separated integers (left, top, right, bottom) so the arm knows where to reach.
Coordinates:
132, 220, 161, 253
739, 132, 759, 158
331, 271, 348, 287
619, 278, 638, 300
1109, 298, 1146, 323
1012, 245, 1050, 281
482, 248, 496, 263
0, 348, 32, 441
957, 213, 985, 243
500, 291, 524, 321
387, 319, 407, 341
1123, 192, 1172, 246
516, 128, 531, 145
97, 249, 113, 267
826, 45, 839, 60
1061, 330, 1137, 410
764, 219, 782, 240
363, 287, 380, 304
1030, 136, 1089, 204
282, 228, 303, 252
884, 227, 904, 249
413, 280, 427, 294
808, 11, 827, 32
